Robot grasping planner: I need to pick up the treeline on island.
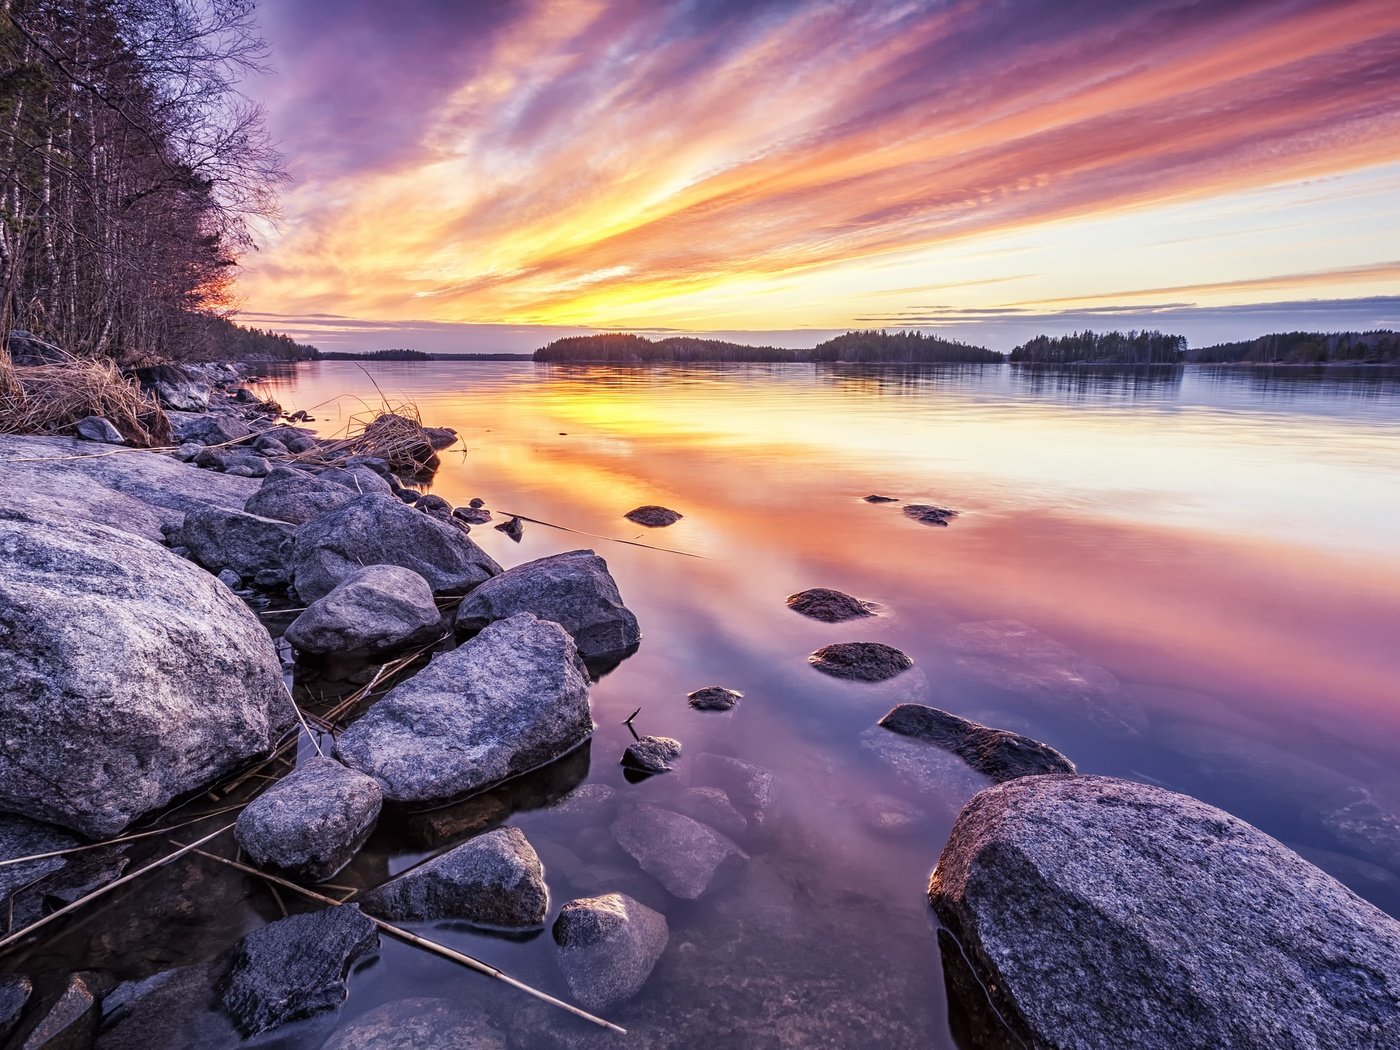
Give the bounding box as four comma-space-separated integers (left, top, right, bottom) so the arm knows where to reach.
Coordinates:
534, 330, 1003, 363
1009, 330, 1186, 364
1187, 330, 1400, 364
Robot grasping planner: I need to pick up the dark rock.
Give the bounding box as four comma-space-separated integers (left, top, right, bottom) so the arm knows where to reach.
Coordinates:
206, 451, 269, 478
786, 587, 875, 623
96, 961, 241, 1050
361, 826, 547, 928
858, 725, 990, 805
454, 506, 492, 525
216, 568, 241, 589
553, 893, 669, 1011
4, 330, 67, 365
687, 686, 742, 712
234, 757, 382, 882
290, 494, 501, 604
320, 998, 506, 1050
14, 972, 101, 1049
284, 565, 443, 658
468, 497, 485, 509
0, 974, 31, 1043
133, 364, 210, 411
282, 431, 317, 453
232, 386, 259, 404
414, 494, 453, 518
319, 466, 393, 497
421, 426, 459, 451
173, 442, 202, 462
395, 488, 421, 505
670, 787, 748, 839
172, 412, 251, 446
930, 775, 1400, 1050
809, 641, 913, 682
494, 515, 524, 541
624, 505, 682, 527
218, 905, 379, 1038
335, 613, 591, 803
455, 549, 640, 666
877, 703, 1075, 782
341, 456, 394, 478
903, 504, 958, 526
863, 494, 899, 503
0, 815, 80, 926
177, 503, 294, 580
74, 416, 124, 445
621, 736, 682, 776
612, 804, 747, 899
244, 468, 357, 526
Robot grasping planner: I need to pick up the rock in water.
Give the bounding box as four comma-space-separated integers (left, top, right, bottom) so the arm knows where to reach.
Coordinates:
863, 494, 899, 503
75, 415, 125, 444
903, 504, 958, 526
687, 686, 742, 712
454, 549, 640, 666
553, 893, 669, 1011
0, 509, 289, 837
335, 613, 592, 803
454, 506, 492, 526
244, 468, 357, 525
234, 758, 382, 882
0, 975, 31, 1044
621, 736, 682, 775
177, 503, 295, 581
929, 775, 1400, 1049
494, 515, 524, 541
877, 704, 1075, 782
320, 998, 507, 1050
669, 787, 748, 839
612, 805, 747, 899
14, 972, 101, 1048
624, 505, 683, 527
809, 641, 913, 682
291, 494, 501, 603
219, 905, 378, 1038
284, 565, 444, 658
786, 587, 876, 623
360, 826, 547, 928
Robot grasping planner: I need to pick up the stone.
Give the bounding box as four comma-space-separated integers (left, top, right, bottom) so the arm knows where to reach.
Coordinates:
809, 641, 913, 682
786, 587, 876, 623
360, 826, 547, 928
903, 504, 958, 526
929, 775, 1400, 1050
687, 686, 742, 712
454, 506, 491, 525
863, 494, 899, 503
234, 757, 382, 882
670, 787, 748, 839
335, 613, 591, 803
415, 493, 453, 518
14, 972, 101, 1049
291, 494, 501, 604
244, 468, 358, 525
177, 503, 294, 580
622, 736, 682, 775
468, 497, 485, 509
172, 412, 251, 446
553, 893, 669, 1011
75, 415, 125, 444
284, 565, 444, 658
320, 998, 507, 1050
97, 962, 241, 1050
4, 329, 67, 365
876, 703, 1075, 781
218, 905, 379, 1038
0, 815, 80, 924
858, 725, 990, 805
0, 509, 290, 837
396, 487, 421, 504
216, 568, 241, 589
0, 975, 31, 1044
612, 804, 747, 899
319, 465, 393, 496
133, 364, 210, 411
624, 505, 683, 527
494, 515, 524, 541
455, 550, 640, 666
692, 754, 775, 813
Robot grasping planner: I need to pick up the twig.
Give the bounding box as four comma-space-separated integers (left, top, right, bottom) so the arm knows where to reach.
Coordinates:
283, 682, 324, 758
0, 804, 244, 869
497, 511, 707, 559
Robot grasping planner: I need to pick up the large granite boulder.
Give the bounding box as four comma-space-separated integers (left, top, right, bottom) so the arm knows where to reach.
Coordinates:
284, 565, 444, 658
361, 826, 547, 928
171, 412, 251, 446
132, 364, 210, 411
335, 613, 592, 803
876, 704, 1075, 782
454, 549, 640, 666
929, 775, 1400, 1049
290, 494, 501, 604
553, 893, 669, 1011
611, 804, 747, 899
177, 503, 295, 581
0, 509, 290, 837
243, 468, 357, 525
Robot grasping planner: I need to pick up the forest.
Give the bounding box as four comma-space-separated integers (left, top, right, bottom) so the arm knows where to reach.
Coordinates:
1009, 330, 1187, 364
1188, 330, 1400, 364
534, 330, 1004, 363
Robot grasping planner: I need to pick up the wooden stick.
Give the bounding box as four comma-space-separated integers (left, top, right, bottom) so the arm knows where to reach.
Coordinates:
0, 804, 244, 868
496, 511, 707, 559
192, 849, 626, 1035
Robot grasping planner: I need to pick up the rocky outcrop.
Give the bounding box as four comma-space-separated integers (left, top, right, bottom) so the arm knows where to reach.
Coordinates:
624, 505, 682, 527
177, 503, 295, 581
786, 587, 876, 622
876, 704, 1075, 781
0, 508, 290, 836
320, 998, 507, 1050
612, 804, 747, 899
284, 565, 443, 658
335, 613, 592, 803
809, 641, 913, 682
929, 775, 1400, 1049
553, 893, 669, 1011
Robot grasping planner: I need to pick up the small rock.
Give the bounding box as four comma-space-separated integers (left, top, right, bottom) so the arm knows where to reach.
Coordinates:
284, 564, 444, 658
395, 487, 421, 504
786, 587, 876, 623
687, 686, 742, 712
863, 494, 899, 503
809, 641, 913, 682
903, 504, 958, 526
216, 568, 242, 589
612, 804, 747, 899
622, 736, 682, 776
320, 998, 506, 1050
0, 975, 31, 1044
877, 703, 1075, 782
553, 893, 669, 1011
670, 787, 748, 839
75, 415, 125, 444
454, 506, 492, 525
415, 494, 453, 518
494, 515, 524, 541
624, 505, 683, 527
468, 497, 485, 509
173, 413, 251, 446
14, 972, 101, 1048
173, 442, 202, 462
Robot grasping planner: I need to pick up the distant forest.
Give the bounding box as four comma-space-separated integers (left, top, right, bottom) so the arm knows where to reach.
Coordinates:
534, 330, 1004, 363
1010, 330, 1187, 364
1188, 330, 1400, 364
179, 316, 319, 362
319, 349, 532, 361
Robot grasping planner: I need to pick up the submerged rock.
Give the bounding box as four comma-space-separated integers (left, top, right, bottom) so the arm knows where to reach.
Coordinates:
97, 962, 240, 1050
863, 494, 899, 503
0, 975, 32, 1044
320, 998, 507, 1050
75, 415, 124, 444
177, 503, 295, 581
234, 757, 382, 882
612, 804, 747, 899
621, 736, 682, 776
929, 775, 1400, 1049
14, 972, 102, 1049
670, 787, 748, 839
361, 826, 547, 928
786, 587, 876, 623
553, 893, 669, 1011
877, 703, 1075, 782
335, 613, 592, 803
624, 505, 683, 527
284, 564, 444, 658
687, 685, 742, 712
809, 641, 913, 682
692, 754, 776, 814
903, 504, 958, 526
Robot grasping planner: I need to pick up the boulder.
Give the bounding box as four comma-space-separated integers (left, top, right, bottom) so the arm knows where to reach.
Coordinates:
611, 804, 747, 899
622, 736, 682, 776
177, 503, 295, 581
360, 826, 547, 928
624, 505, 682, 527
415, 494, 453, 518
670, 787, 748, 839
903, 504, 958, 526
0, 814, 129, 928
786, 587, 876, 622
284, 565, 443, 658
0, 975, 31, 1044
320, 998, 506, 1050
858, 726, 990, 804
319, 466, 393, 497
687, 686, 742, 712
244, 468, 357, 525
335, 613, 591, 803
929, 775, 1400, 1049
96, 961, 240, 1050
172, 412, 251, 446
553, 893, 669, 1011
876, 704, 1075, 781
4, 329, 67, 365
0, 509, 290, 836
692, 754, 775, 813
454, 507, 492, 525
290, 494, 501, 604
12, 972, 102, 1048
75, 415, 125, 444
218, 905, 379, 1038
133, 364, 210, 411
809, 641, 913, 682
234, 758, 382, 882
455, 550, 640, 666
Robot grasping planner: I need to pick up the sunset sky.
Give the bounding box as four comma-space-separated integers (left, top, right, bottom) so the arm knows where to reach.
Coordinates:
239, 0, 1400, 352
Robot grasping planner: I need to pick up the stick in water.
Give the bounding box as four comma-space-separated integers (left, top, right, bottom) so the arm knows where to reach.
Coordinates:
496, 511, 707, 559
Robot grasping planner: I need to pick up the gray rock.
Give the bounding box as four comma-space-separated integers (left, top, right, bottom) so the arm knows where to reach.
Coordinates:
624, 505, 682, 527
177, 503, 295, 580
214, 454, 269, 478
546, 783, 618, 822
284, 565, 443, 658
75, 415, 125, 444
553, 893, 669, 1011
809, 641, 913, 681
494, 515, 524, 541
244, 468, 358, 525
468, 497, 485, 509
335, 613, 591, 803
0, 509, 290, 837
396, 487, 421, 505
421, 426, 459, 451
0, 815, 79, 924
216, 568, 242, 589
876, 703, 1075, 781
14, 972, 101, 1049
692, 754, 775, 813
173, 441, 202, 462
0, 975, 31, 1044
903, 503, 958, 526
234, 758, 382, 882
96, 961, 239, 1050
455, 550, 640, 666
173, 412, 251, 446
930, 775, 1400, 1050
218, 905, 379, 1037
786, 587, 876, 622
360, 826, 547, 928
454, 506, 492, 525
687, 685, 742, 711
622, 736, 682, 775
4, 329, 67, 365
320, 998, 507, 1050
133, 364, 210, 411
612, 804, 747, 899
319, 466, 393, 496
858, 725, 991, 805
670, 787, 748, 839
291, 494, 501, 604
415, 493, 453, 518
252, 433, 287, 455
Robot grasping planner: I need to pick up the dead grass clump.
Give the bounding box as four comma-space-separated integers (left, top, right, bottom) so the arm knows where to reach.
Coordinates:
0, 346, 171, 447
293, 402, 452, 479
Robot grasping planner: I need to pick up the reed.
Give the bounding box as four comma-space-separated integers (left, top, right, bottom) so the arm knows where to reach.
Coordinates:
0, 345, 171, 446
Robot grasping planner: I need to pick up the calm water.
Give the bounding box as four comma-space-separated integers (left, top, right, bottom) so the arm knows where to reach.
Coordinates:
37, 362, 1400, 1047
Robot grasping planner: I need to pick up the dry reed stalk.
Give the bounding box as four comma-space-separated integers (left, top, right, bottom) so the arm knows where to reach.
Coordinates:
0, 344, 170, 447
0, 804, 245, 869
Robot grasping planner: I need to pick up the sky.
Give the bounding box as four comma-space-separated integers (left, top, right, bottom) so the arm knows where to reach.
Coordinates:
237, 0, 1400, 353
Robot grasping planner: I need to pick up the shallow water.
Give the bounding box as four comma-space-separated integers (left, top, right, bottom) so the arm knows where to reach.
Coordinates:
30, 361, 1400, 1047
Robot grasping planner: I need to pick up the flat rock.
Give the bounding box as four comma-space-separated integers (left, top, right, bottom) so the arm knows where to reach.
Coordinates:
863, 494, 899, 503
235, 757, 382, 882
291, 494, 501, 603
177, 503, 295, 581
624, 505, 682, 527
320, 998, 506, 1050
687, 685, 743, 712
622, 736, 682, 775
858, 726, 991, 806
809, 641, 913, 682
75, 415, 125, 444
360, 826, 547, 928
692, 754, 775, 813
244, 468, 358, 525
903, 504, 958, 526
553, 893, 669, 1011
454, 507, 492, 525
218, 905, 379, 1038
97, 961, 240, 1050
877, 703, 1075, 781
612, 804, 747, 899
669, 787, 748, 839
335, 613, 592, 803
786, 587, 876, 622
284, 564, 443, 658
455, 549, 640, 666
929, 775, 1400, 1049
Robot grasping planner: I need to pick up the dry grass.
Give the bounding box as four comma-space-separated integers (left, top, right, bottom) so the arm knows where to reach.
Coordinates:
291, 401, 449, 477
0, 345, 171, 447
